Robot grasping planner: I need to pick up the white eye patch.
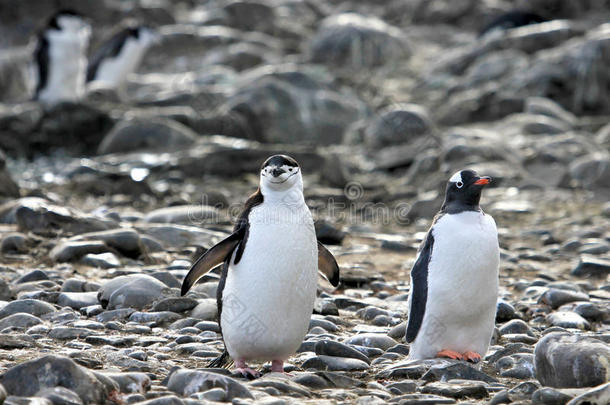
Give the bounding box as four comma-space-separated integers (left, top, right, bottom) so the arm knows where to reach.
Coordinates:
449, 171, 462, 184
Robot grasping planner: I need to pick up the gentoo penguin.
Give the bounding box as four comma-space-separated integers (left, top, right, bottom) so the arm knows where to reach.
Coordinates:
406, 169, 499, 362
181, 154, 340, 377
86, 24, 158, 89
34, 10, 91, 103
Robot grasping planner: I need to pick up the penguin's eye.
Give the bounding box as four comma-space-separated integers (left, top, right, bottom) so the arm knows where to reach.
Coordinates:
456, 181, 463, 189
288, 167, 293, 171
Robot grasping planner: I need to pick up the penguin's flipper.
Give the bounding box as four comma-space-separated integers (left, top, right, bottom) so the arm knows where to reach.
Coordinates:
405, 232, 435, 343
181, 233, 241, 295
317, 241, 340, 287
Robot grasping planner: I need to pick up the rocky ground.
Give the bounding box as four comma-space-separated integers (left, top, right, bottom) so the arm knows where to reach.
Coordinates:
0, 0, 610, 404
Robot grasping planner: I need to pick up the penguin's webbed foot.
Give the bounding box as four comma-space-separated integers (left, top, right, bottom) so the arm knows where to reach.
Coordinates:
462, 351, 482, 363
234, 359, 261, 379
436, 349, 463, 360
270, 359, 292, 375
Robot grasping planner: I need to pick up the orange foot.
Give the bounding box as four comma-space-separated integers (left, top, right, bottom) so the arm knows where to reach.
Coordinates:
462, 351, 482, 363
436, 349, 463, 360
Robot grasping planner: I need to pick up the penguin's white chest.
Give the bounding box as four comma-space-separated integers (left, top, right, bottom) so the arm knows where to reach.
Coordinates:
221, 202, 318, 362
93, 39, 147, 88
38, 29, 89, 102
410, 211, 499, 359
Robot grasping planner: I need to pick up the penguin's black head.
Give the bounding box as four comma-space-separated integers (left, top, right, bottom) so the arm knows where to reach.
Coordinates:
47, 10, 88, 32
441, 169, 491, 213
260, 154, 301, 191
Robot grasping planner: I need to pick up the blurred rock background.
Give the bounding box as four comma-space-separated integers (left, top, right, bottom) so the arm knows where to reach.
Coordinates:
0, 1, 609, 404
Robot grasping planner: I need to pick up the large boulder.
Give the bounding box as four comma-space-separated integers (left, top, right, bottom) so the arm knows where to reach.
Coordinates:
224, 64, 368, 144
97, 275, 172, 310
309, 13, 409, 69
534, 332, 610, 388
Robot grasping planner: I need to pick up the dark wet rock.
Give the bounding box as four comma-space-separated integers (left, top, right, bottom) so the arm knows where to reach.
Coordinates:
364, 104, 435, 149
558, 302, 608, 322
0, 355, 116, 404
302, 355, 369, 371
70, 229, 144, 259
344, 333, 397, 351
166, 369, 253, 400
572, 256, 610, 278
539, 289, 589, 308
144, 205, 221, 226
0, 313, 42, 331
422, 362, 498, 383
36, 386, 83, 405
61, 279, 101, 293
1, 232, 31, 254
535, 332, 610, 388
50, 241, 113, 263
314, 220, 346, 245
98, 117, 196, 155
150, 272, 182, 289
310, 13, 409, 69
14, 270, 49, 284
495, 353, 535, 379
314, 340, 371, 364
499, 319, 533, 336
422, 380, 488, 399
224, 65, 367, 145
97, 275, 171, 310
57, 292, 99, 310
0, 299, 55, 319
531, 387, 574, 405
9, 199, 117, 237
152, 297, 199, 313
546, 311, 590, 330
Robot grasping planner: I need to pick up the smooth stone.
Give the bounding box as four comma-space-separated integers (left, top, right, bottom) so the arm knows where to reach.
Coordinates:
152, 297, 198, 313
546, 311, 590, 330
558, 302, 608, 322
0, 279, 11, 300
61, 279, 100, 293
567, 382, 610, 405
48, 327, 92, 340
35, 387, 83, 405
3, 396, 53, 405
166, 369, 253, 400
81, 253, 120, 269
344, 333, 397, 350
97, 275, 171, 310
535, 332, 610, 388
0, 299, 55, 319
385, 381, 417, 395
99, 372, 150, 394
531, 387, 573, 405
422, 362, 498, 383
194, 321, 220, 332
313, 340, 371, 364
1, 233, 30, 254
499, 319, 533, 336
0, 334, 35, 349
0, 313, 42, 330
249, 375, 312, 397
144, 205, 221, 226
314, 298, 339, 316
496, 354, 536, 379
309, 317, 339, 332
387, 321, 406, 340
50, 241, 112, 263
127, 395, 184, 405
539, 289, 589, 308
57, 292, 99, 310
14, 270, 49, 284
421, 381, 488, 399
388, 393, 456, 404
129, 311, 182, 326
301, 355, 369, 371
188, 299, 218, 321
571, 256, 610, 277
0, 355, 116, 403
96, 308, 135, 323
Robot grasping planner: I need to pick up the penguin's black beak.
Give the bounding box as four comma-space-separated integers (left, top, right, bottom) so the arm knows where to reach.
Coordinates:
474, 176, 491, 186
271, 167, 286, 177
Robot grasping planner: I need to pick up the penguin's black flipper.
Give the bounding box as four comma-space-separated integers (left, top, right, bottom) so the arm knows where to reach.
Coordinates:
317, 241, 340, 287
406, 232, 435, 343
181, 233, 241, 296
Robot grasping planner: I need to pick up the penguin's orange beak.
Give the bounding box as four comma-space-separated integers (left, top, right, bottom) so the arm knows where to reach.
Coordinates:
474, 177, 491, 185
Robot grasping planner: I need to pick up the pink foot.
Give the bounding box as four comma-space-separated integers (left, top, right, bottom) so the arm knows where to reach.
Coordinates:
462, 351, 482, 363
271, 359, 284, 373
234, 359, 260, 379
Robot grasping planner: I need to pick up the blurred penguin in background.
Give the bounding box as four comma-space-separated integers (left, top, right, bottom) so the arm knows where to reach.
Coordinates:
34, 10, 91, 104
86, 23, 158, 92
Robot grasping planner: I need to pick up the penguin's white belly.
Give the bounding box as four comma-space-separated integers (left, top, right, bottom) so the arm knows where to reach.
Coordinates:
38, 32, 88, 102
221, 204, 318, 362
93, 40, 145, 88
410, 211, 499, 359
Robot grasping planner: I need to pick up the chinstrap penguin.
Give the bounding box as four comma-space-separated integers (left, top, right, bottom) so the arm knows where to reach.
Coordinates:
87, 24, 158, 89
34, 10, 91, 103
406, 169, 499, 362
181, 154, 340, 377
